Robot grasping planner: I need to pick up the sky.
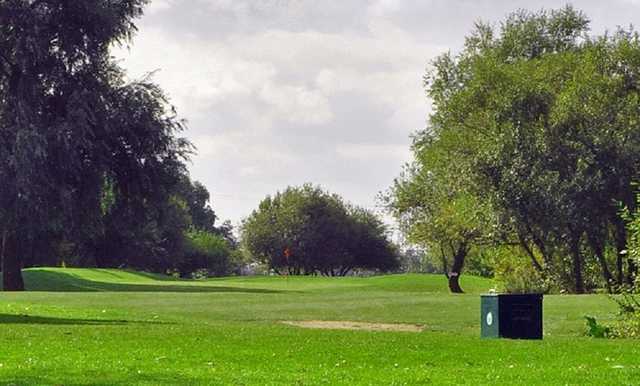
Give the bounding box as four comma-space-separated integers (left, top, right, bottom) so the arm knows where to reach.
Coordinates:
113, 0, 640, 228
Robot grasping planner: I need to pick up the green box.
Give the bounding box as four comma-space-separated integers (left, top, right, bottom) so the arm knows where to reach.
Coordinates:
481, 294, 500, 338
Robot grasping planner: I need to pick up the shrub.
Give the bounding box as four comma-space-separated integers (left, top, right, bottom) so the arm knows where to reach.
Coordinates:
608, 313, 640, 338
603, 291, 640, 338
464, 249, 496, 278
181, 231, 233, 277
590, 292, 640, 339
603, 192, 640, 337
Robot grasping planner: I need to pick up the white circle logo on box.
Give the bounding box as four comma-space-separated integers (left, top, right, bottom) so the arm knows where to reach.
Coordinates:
486, 312, 493, 326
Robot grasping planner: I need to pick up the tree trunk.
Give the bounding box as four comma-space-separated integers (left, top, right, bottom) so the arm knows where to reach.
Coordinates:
339, 266, 352, 276
613, 218, 627, 286
569, 237, 585, 294
1, 230, 24, 291
448, 273, 463, 293
523, 220, 551, 267
587, 234, 613, 293
518, 233, 543, 272
447, 244, 467, 294
627, 259, 637, 286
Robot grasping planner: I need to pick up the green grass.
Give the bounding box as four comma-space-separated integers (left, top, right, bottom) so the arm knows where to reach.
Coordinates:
0, 268, 635, 385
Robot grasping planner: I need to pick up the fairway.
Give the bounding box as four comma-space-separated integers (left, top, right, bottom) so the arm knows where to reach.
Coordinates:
0, 269, 636, 385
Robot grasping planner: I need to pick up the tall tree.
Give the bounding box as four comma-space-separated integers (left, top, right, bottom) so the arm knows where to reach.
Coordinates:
242, 185, 399, 276
396, 6, 640, 293
386, 141, 495, 293
177, 176, 218, 233
0, 0, 191, 290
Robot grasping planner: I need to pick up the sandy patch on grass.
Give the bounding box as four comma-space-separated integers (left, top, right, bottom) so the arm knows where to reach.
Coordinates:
281, 320, 424, 332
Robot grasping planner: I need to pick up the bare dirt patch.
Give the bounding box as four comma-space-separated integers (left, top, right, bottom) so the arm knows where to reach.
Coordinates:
281, 320, 424, 332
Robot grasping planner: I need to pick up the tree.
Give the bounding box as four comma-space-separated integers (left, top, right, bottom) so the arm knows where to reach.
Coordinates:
385, 142, 495, 293
396, 6, 640, 293
0, 0, 191, 290
181, 230, 234, 277
177, 176, 218, 233
347, 206, 400, 274
241, 185, 399, 276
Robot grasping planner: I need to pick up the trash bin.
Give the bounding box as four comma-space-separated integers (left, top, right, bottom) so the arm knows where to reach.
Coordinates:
481, 293, 543, 339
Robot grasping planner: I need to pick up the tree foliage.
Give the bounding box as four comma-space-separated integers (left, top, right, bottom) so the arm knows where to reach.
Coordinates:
0, 0, 239, 288
181, 230, 235, 278
389, 6, 640, 293
386, 139, 496, 292
242, 185, 399, 276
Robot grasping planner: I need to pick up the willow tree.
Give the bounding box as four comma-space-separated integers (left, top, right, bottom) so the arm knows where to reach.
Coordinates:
393, 6, 640, 293
0, 0, 190, 290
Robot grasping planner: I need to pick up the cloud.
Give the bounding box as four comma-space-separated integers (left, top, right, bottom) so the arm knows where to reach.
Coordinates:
258, 83, 333, 126
115, 0, 640, 225
336, 143, 409, 161
111, 1, 441, 224
145, 0, 174, 14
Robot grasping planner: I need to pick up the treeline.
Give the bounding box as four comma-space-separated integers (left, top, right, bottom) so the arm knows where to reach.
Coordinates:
386, 6, 640, 294
15, 171, 239, 277
0, 1, 238, 290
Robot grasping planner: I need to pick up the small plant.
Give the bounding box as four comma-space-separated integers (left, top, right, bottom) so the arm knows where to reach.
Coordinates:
584, 316, 611, 338
607, 290, 640, 338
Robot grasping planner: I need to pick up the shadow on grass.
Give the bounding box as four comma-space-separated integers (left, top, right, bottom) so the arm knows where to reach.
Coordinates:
82, 268, 185, 282
2, 373, 201, 386
0, 313, 166, 326
20, 269, 282, 293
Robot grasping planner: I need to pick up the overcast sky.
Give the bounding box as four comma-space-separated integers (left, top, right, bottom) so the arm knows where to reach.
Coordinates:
113, 0, 640, 227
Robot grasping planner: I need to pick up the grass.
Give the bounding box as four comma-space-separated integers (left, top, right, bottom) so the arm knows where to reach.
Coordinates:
0, 268, 635, 385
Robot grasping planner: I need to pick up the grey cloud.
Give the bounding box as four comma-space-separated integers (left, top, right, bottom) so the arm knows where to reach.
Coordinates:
143, 0, 372, 38
373, 0, 640, 47
119, 0, 640, 225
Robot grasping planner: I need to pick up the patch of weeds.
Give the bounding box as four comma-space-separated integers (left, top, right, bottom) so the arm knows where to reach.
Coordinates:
609, 313, 640, 338
584, 316, 611, 338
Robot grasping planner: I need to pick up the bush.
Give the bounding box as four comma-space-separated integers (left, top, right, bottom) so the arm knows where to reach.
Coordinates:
602, 292, 640, 338
181, 231, 233, 277
587, 292, 640, 339
608, 313, 640, 338
602, 192, 640, 337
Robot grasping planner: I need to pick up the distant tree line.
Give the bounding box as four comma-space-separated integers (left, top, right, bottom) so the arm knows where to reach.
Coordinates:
241, 185, 399, 276
386, 6, 640, 294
